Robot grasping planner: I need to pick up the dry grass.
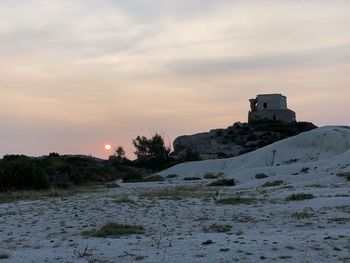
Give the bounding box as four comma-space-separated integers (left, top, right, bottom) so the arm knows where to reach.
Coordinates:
215, 197, 256, 205
82, 222, 145, 238
0, 185, 103, 204
138, 186, 216, 200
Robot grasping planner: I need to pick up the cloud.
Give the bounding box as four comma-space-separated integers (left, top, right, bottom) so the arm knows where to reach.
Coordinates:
167, 45, 350, 75
0, 0, 349, 157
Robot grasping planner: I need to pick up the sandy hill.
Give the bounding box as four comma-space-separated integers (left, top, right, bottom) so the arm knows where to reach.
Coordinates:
161, 126, 350, 188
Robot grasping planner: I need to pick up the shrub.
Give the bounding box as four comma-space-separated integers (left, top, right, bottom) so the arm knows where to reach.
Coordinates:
82, 222, 145, 238
138, 175, 164, 182
336, 172, 350, 181
261, 180, 283, 187
203, 173, 224, 179
203, 223, 232, 233
300, 167, 310, 173
286, 193, 315, 201
122, 170, 144, 182
215, 197, 256, 205
0, 156, 50, 190
291, 211, 314, 220
255, 173, 269, 179
183, 176, 202, 181
166, 174, 178, 178
202, 239, 214, 245
207, 179, 235, 186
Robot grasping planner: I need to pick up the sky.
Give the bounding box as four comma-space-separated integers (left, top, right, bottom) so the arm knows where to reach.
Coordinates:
0, 0, 349, 159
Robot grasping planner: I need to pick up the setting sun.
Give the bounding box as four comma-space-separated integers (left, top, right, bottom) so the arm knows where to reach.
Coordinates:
104, 144, 111, 150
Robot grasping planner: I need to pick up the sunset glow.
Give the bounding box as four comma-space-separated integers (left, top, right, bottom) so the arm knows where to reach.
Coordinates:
0, 1, 349, 158
105, 144, 112, 151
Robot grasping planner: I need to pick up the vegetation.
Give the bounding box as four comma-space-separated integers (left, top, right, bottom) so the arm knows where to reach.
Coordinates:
286, 193, 315, 201
123, 174, 164, 183
255, 173, 269, 179
203, 223, 232, 233
203, 172, 224, 179
207, 178, 235, 186
300, 167, 310, 173
82, 222, 145, 238
215, 197, 256, 205
183, 176, 202, 181
336, 172, 350, 181
0, 154, 116, 191
133, 133, 171, 169
291, 211, 314, 220
202, 239, 214, 245
261, 180, 283, 187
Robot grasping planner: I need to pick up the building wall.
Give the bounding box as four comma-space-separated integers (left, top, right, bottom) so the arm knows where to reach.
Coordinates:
256, 94, 287, 110
248, 93, 296, 123
249, 109, 296, 123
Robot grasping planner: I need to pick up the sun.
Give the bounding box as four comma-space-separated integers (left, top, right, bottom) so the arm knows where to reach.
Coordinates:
104, 144, 112, 150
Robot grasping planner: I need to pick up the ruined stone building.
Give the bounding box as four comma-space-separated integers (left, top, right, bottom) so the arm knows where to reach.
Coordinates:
248, 94, 296, 123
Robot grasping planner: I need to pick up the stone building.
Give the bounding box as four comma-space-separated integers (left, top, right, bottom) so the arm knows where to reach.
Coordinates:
248, 94, 296, 123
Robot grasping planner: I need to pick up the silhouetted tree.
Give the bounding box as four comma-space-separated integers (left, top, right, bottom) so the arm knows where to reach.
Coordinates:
133, 133, 171, 164
115, 146, 126, 160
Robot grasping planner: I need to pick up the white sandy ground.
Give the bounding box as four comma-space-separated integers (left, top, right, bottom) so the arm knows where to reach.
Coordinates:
0, 126, 349, 262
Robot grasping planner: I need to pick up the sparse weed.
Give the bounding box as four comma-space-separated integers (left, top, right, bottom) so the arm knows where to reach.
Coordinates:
336, 172, 350, 181
255, 173, 269, 179
215, 197, 256, 205
291, 211, 314, 220
183, 176, 202, 181
203, 223, 232, 233
300, 167, 310, 173
286, 193, 315, 201
261, 180, 283, 187
207, 178, 235, 187
203, 173, 224, 179
82, 222, 145, 238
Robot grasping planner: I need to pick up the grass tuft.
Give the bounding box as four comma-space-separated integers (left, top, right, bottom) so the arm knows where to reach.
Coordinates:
336, 172, 350, 181
203, 223, 232, 233
255, 173, 269, 179
207, 179, 235, 187
261, 180, 283, 187
286, 193, 315, 201
82, 222, 145, 238
215, 197, 256, 205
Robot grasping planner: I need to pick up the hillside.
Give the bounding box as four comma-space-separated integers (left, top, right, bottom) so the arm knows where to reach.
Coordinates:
173, 120, 317, 160
162, 126, 350, 187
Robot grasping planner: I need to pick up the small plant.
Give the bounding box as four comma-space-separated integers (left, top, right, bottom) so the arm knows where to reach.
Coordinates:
166, 174, 178, 178
286, 193, 315, 201
82, 222, 145, 238
203, 223, 232, 233
123, 174, 164, 183
202, 239, 214, 245
261, 180, 283, 187
215, 197, 256, 205
336, 172, 350, 181
203, 173, 224, 179
291, 211, 314, 220
207, 178, 235, 187
255, 173, 269, 179
113, 194, 136, 204
183, 176, 202, 181
0, 252, 9, 259
300, 167, 310, 173
140, 175, 165, 182
74, 246, 92, 258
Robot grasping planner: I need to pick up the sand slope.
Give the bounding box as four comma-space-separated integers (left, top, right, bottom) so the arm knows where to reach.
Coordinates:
160, 126, 350, 187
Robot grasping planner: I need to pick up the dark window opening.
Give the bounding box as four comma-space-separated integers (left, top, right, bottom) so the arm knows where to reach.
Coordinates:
263, 103, 267, 109
273, 115, 276, 120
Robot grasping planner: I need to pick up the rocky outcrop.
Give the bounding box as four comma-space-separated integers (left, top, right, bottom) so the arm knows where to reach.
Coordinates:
173, 120, 317, 160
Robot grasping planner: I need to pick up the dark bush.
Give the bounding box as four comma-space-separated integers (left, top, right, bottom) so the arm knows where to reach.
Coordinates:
207, 179, 235, 186
0, 156, 50, 190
